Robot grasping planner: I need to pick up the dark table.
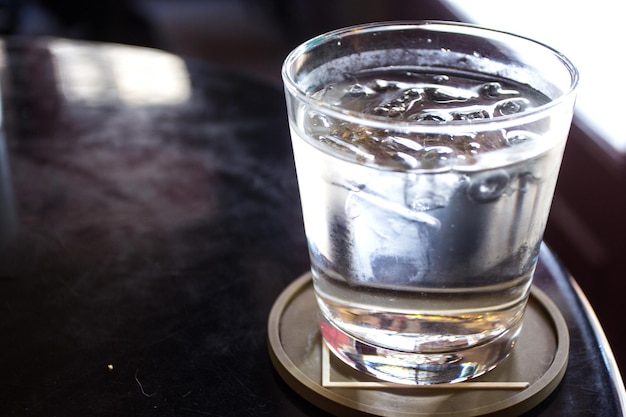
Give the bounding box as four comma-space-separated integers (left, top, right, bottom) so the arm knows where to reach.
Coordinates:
0, 37, 623, 417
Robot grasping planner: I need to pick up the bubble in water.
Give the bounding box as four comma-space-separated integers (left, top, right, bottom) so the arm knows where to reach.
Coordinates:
467, 170, 510, 203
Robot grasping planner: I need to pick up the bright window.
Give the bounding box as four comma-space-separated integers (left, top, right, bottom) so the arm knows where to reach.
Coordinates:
441, 0, 624, 153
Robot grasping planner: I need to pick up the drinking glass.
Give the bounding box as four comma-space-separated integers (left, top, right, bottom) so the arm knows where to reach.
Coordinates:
282, 21, 578, 385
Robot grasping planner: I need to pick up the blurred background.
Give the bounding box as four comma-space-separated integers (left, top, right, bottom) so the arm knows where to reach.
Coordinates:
0, 0, 456, 83
1, 0, 624, 374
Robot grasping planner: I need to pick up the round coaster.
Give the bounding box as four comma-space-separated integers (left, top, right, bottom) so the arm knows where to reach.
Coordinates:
268, 272, 569, 417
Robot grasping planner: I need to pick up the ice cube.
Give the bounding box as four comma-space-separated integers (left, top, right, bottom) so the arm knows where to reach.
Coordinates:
318, 135, 376, 163
480, 82, 520, 98
432, 74, 450, 83
424, 85, 478, 103
451, 107, 490, 121
419, 146, 455, 170
372, 88, 423, 118
345, 182, 441, 228
494, 98, 530, 116
465, 131, 510, 153
371, 79, 399, 92
344, 179, 440, 284
409, 110, 454, 122
404, 171, 460, 212
505, 130, 536, 146
347, 83, 375, 97
384, 136, 424, 152
388, 152, 420, 169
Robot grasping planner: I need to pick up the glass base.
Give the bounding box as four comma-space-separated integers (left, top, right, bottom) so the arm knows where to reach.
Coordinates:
320, 315, 523, 385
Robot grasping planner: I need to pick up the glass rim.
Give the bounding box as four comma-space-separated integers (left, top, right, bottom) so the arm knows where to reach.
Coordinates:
281, 20, 579, 133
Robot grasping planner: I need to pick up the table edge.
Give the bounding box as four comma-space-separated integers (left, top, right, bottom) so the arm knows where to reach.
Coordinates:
569, 276, 626, 412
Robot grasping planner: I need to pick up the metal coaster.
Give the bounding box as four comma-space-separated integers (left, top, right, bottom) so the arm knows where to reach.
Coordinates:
268, 272, 569, 417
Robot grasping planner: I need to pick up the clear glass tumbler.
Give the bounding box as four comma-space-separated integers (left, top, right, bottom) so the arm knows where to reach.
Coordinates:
282, 21, 578, 385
